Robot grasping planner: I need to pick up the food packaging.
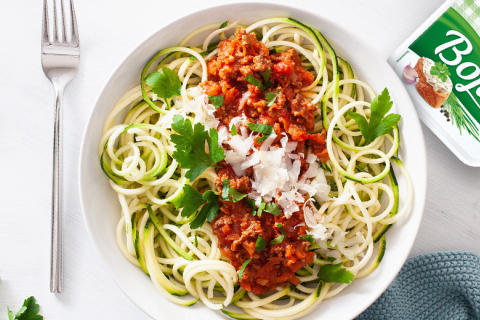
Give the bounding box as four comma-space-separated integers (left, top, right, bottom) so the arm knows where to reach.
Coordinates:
388, 0, 480, 166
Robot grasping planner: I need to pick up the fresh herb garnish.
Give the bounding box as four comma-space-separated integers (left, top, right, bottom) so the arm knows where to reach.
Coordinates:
300, 234, 314, 242
248, 123, 275, 144
221, 179, 230, 201
276, 223, 286, 236
7, 296, 43, 320
229, 187, 248, 203
171, 115, 225, 181
245, 198, 256, 216
269, 235, 285, 245
190, 190, 220, 229
220, 179, 248, 202
194, 235, 198, 247
256, 135, 269, 143
144, 67, 182, 109
257, 197, 266, 217
247, 123, 274, 135
208, 95, 224, 109
260, 69, 273, 88
317, 262, 354, 284
231, 124, 238, 136
239, 258, 251, 280
255, 236, 267, 252
264, 202, 282, 216
327, 257, 336, 262
219, 20, 229, 29
245, 74, 266, 91
346, 88, 401, 145
430, 61, 451, 82
265, 89, 280, 107
173, 184, 205, 217
174, 186, 220, 229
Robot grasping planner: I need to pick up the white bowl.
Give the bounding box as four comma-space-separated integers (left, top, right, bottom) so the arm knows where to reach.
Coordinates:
79, 3, 427, 319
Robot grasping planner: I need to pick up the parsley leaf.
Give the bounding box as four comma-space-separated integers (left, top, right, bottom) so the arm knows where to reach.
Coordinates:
260, 69, 273, 88
327, 257, 336, 262
229, 187, 248, 202
247, 123, 274, 135
265, 89, 280, 107
430, 61, 451, 82
171, 115, 225, 181
256, 134, 269, 143
248, 123, 274, 144
174, 185, 204, 217
244, 198, 256, 216
257, 197, 266, 217
190, 193, 219, 229
346, 88, 401, 145
208, 95, 224, 109
245, 74, 266, 91
276, 223, 287, 237
221, 179, 230, 201
239, 258, 251, 281
231, 124, 238, 136
264, 202, 282, 216
144, 67, 181, 108
317, 262, 354, 284
270, 235, 285, 245
300, 235, 314, 242
219, 20, 229, 29
174, 186, 220, 229
255, 236, 267, 252
8, 297, 43, 320
207, 128, 225, 163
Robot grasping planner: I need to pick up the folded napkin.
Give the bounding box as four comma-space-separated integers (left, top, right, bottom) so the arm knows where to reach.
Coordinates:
356, 251, 480, 320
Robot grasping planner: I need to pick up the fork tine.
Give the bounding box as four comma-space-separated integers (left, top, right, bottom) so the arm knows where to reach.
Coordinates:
42, 0, 50, 44
60, 0, 67, 42
70, 0, 79, 45
52, 0, 59, 43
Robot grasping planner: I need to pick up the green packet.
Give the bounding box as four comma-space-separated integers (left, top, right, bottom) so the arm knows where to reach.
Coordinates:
389, 0, 480, 166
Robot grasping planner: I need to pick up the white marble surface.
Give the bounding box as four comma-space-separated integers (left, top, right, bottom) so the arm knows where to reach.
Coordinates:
1, 0, 479, 319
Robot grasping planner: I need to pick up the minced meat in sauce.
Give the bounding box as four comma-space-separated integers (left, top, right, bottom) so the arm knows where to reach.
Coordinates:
202, 29, 326, 294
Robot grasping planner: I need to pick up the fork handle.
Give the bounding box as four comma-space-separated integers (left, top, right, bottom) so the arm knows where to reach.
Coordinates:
50, 85, 64, 293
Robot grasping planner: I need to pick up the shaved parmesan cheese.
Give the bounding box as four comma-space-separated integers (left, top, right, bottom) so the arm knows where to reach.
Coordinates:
239, 91, 251, 108
259, 134, 277, 151
304, 204, 329, 241
229, 115, 246, 130
306, 154, 317, 164
333, 189, 352, 205
285, 141, 298, 153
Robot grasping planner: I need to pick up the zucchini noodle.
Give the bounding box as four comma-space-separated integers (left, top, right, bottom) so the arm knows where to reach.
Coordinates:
99, 17, 413, 319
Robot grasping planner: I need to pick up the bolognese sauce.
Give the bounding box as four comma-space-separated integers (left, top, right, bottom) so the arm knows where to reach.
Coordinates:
201, 28, 327, 294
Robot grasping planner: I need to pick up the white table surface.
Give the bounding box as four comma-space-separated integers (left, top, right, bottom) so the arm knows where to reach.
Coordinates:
1, 0, 479, 319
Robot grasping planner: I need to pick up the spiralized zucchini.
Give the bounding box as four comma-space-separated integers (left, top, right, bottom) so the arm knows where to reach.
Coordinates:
99, 17, 413, 320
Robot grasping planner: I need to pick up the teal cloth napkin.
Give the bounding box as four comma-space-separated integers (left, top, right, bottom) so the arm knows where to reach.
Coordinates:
356, 251, 480, 320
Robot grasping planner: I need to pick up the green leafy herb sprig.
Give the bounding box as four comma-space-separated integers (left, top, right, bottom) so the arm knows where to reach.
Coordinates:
8, 297, 43, 320
144, 67, 182, 109
171, 115, 225, 181
173, 186, 219, 229
430, 61, 451, 82
317, 262, 354, 284
346, 88, 401, 145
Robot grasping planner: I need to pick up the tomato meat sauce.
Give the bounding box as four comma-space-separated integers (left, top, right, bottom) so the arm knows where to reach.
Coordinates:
202, 29, 327, 294
212, 166, 314, 294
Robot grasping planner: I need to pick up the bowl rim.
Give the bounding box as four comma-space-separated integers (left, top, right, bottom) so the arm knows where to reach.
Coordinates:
78, 2, 427, 319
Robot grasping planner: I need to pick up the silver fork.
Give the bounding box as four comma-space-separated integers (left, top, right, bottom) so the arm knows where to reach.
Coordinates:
41, 0, 80, 293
